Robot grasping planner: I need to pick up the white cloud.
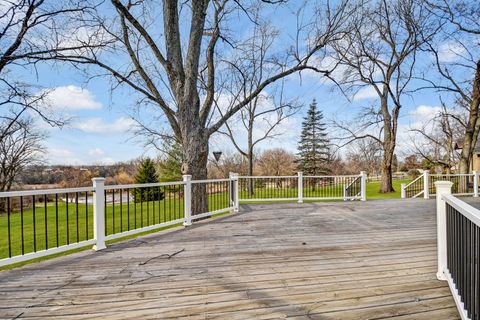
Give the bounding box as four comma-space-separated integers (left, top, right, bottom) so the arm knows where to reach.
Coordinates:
47, 148, 83, 165
353, 86, 378, 101
43, 85, 102, 110
88, 148, 105, 156
437, 42, 466, 63
72, 117, 136, 134
409, 105, 442, 128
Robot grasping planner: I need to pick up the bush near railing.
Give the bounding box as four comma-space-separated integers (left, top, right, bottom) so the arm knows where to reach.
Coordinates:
0, 172, 367, 267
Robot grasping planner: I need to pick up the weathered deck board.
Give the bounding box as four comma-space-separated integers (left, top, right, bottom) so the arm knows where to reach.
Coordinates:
0, 199, 463, 319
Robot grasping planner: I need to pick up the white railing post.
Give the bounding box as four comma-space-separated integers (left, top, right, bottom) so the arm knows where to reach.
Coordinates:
230, 172, 239, 212
234, 173, 239, 212
183, 175, 192, 226
92, 177, 106, 251
435, 181, 453, 281
360, 171, 367, 201
401, 183, 406, 199
424, 171, 430, 199
474, 171, 479, 197
297, 172, 303, 203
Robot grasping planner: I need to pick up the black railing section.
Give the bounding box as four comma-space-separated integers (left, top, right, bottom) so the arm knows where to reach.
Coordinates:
0, 190, 94, 259
104, 184, 184, 236
404, 175, 424, 198
239, 177, 298, 200
303, 176, 358, 199
430, 175, 473, 195
344, 176, 361, 198
200, 180, 231, 213
446, 203, 480, 319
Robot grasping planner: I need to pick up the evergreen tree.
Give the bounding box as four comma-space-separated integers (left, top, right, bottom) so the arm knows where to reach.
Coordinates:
132, 158, 164, 202
296, 99, 331, 175
157, 143, 183, 182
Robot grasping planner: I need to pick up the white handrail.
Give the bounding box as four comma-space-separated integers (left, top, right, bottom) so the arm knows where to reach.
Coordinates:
403, 174, 423, 189
431, 174, 471, 177
442, 194, 480, 228
239, 175, 297, 179
0, 186, 95, 198
190, 178, 230, 184
104, 181, 185, 190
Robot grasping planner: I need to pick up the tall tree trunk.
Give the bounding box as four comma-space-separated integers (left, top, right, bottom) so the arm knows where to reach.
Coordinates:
247, 148, 254, 196
459, 60, 480, 174
181, 125, 209, 215
381, 142, 395, 193
380, 95, 395, 193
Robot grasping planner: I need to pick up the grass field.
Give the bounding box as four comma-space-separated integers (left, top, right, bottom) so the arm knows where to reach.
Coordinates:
0, 180, 410, 264
366, 179, 410, 199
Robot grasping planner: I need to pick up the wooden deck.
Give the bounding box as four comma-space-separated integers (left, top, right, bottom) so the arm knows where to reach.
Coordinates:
0, 199, 463, 319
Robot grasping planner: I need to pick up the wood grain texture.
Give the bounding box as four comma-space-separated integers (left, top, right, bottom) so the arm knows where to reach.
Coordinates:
0, 198, 466, 319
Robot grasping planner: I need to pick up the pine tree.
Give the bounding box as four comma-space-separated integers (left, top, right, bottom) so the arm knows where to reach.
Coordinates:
296, 99, 331, 175
132, 158, 164, 202
157, 142, 183, 182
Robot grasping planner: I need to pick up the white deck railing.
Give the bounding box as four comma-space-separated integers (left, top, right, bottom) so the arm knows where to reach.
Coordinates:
401, 171, 479, 199
0, 172, 366, 267
238, 172, 366, 202
436, 181, 480, 320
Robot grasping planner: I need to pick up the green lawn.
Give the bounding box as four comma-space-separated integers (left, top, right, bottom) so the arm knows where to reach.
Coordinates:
366, 179, 411, 199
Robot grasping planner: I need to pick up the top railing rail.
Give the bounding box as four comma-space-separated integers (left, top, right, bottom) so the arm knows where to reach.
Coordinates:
0, 186, 95, 198
443, 194, 480, 227
403, 174, 423, 190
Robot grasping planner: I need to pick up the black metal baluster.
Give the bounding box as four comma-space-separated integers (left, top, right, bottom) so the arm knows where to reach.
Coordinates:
44, 194, 48, 249
103, 190, 107, 235
65, 193, 69, 245
55, 194, 58, 247
127, 188, 130, 231
120, 189, 123, 232
85, 192, 89, 240
172, 188, 175, 221
7, 198, 11, 258
152, 187, 155, 225
147, 187, 150, 226
158, 186, 161, 222
33, 195, 37, 251
134, 188, 137, 229
112, 190, 115, 234
20, 196, 24, 255
140, 189, 144, 228
75, 192, 79, 242
163, 187, 166, 222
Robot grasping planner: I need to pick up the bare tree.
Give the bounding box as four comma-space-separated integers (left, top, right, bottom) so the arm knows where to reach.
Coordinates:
50, 0, 357, 213
257, 148, 297, 176
0, 118, 44, 193
331, 0, 436, 193
409, 104, 463, 173
0, 0, 99, 137
215, 18, 300, 194
421, 0, 480, 173
344, 138, 382, 175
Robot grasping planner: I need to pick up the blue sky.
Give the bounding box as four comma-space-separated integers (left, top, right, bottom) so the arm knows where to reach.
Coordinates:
15, 1, 469, 165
